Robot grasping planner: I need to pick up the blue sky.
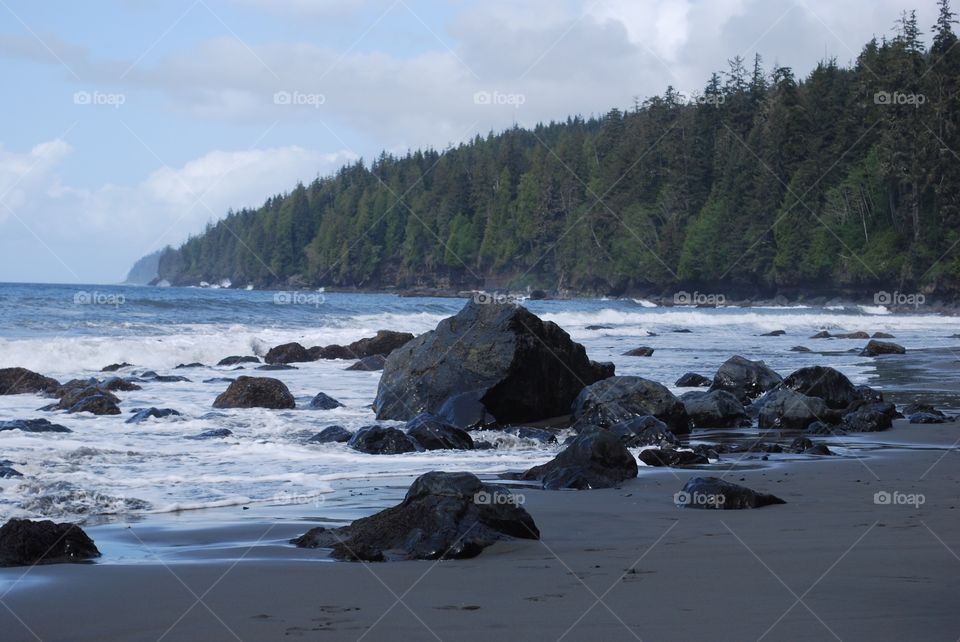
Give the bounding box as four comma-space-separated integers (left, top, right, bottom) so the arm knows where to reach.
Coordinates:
0, 0, 935, 284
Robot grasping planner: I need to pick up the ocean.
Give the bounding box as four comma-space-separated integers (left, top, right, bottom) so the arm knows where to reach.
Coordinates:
0, 282, 957, 524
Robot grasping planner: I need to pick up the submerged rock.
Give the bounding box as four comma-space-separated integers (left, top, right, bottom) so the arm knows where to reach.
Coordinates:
175, 362, 205, 369
0, 464, 22, 478
0, 367, 60, 395
676, 477, 786, 509
348, 425, 421, 454
374, 301, 613, 424
859, 340, 906, 357
623, 346, 654, 357
0, 418, 71, 433
101, 362, 132, 372
186, 428, 233, 440
0, 518, 101, 567
126, 407, 182, 424
675, 372, 711, 387
405, 414, 474, 450
256, 364, 298, 371
709, 356, 782, 403
572, 376, 689, 434
522, 430, 638, 490
212, 376, 296, 409
308, 425, 353, 444
308, 392, 344, 410
681, 390, 747, 428
292, 471, 538, 561
216, 355, 261, 366
761, 330, 786, 336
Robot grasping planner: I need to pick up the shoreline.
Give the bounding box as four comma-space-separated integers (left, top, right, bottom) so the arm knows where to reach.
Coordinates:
2, 419, 958, 641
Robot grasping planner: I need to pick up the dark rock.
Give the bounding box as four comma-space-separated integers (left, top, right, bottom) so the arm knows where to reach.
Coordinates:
835, 331, 870, 339
529, 289, 548, 300
676, 477, 785, 509
175, 362, 205, 369
308, 425, 352, 443
0, 368, 60, 395
805, 421, 846, 435
100, 377, 141, 392
212, 376, 295, 409
436, 391, 497, 430
709, 356, 783, 403
908, 412, 949, 424
789, 346, 812, 352
903, 402, 946, 418
585, 325, 613, 330
855, 385, 884, 403
623, 346, 654, 357
810, 331, 832, 339
680, 390, 747, 428
761, 330, 786, 336
755, 389, 830, 431
348, 330, 415, 358
522, 430, 638, 490
405, 414, 474, 450
572, 376, 689, 434
675, 372, 711, 387
308, 392, 343, 410
0, 465, 22, 478
346, 355, 387, 371
151, 375, 191, 383
692, 444, 720, 460
510, 427, 558, 444
53, 384, 122, 415
639, 448, 708, 467
607, 416, 679, 448
292, 471, 538, 561
309, 344, 354, 360
374, 301, 613, 424
348, 425, 421, 454
264, 342, 312, 365
842, 402, 897, 432
186, 428, 234, 440
804, 443, 833, 455
203, 377, 235, 384
779, 366, 862, 409
673, 329, 692, 333
216, 355, 260, 366
126, 407, 181, 424
788, 436, 814, 452
872, 332, 895, 339
0, 418, 71, 433
256, 364, 298, 371
100, 362, 132, 372
67, 394, 121, 415
0, 518, 100, 567
859, 340, 906, 357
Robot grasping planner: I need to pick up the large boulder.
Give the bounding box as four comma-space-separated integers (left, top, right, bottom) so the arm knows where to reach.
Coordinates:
755, 389, 830, 431
374, 301, 613, 423
676, 477, 785, 509
859, 340, 906, 357
292, 471, 538, 561
0, 518, 101, 567
709, 356, 783, 403
779, 366, 862, 409
348, 425, 421, 454
405, 414, 474, 450
0, 368, 60, 395
680, 390, 747, 428
212, 376, 295, 409
522, 430, 638, 490
571, 376, 689, 434
264, 342, 312, 365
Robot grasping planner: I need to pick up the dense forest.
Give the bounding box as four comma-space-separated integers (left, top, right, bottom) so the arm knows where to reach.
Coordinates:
154, 5, 960, 298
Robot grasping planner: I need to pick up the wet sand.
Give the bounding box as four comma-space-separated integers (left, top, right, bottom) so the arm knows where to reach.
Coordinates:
1, 419, 959, 642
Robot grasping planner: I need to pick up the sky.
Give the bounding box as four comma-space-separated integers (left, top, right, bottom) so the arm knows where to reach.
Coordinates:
0, 0, 938, 284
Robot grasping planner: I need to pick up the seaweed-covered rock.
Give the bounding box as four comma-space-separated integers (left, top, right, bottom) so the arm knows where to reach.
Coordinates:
212, 376, 295, 409
709, 356, 782, 403
676, 477, 785, 509
522, 430, 638, 490
292, 471, 538, 561
572, 376, 689, 434
0, 368, 60, 395
0, 518, 101, 567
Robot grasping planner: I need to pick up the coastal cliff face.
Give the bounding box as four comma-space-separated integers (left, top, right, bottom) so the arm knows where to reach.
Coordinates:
148, 20, 960, 298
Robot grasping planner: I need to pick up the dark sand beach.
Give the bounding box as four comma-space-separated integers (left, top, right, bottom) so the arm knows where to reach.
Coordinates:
3, 418, 958, 642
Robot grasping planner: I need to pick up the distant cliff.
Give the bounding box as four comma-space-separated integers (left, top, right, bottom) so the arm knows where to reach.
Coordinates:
123, 248, 166, 284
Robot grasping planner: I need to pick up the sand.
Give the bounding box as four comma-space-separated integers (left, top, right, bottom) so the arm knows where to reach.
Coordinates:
1, 419, 959, 642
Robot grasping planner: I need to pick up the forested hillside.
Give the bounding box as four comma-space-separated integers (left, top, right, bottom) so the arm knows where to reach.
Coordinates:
154, 6, 960, 297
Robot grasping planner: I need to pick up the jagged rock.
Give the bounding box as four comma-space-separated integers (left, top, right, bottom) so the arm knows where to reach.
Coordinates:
639, 448, 708, 467
709, 356, 783, 403
859, 340, 906, 357
606, 416, 679, 448
212, 376, 295, 409
126, 407, 181, 424
292, 471, 538, 561
346, 355, 387, 371
572, 376, 689, 434
405, 414, 474, 450
308, 425, 353, 443
348, 425, 421, 454
755, 389, 830, 431
309, 392, 344, 410
675, 372, 711, 387
0, 518, 101, 567
779, 366, 862, 409
216, 355, 260, 366
676, 477, 785, 509
623, 347, 654, 357
374, 301, 613, 424
0, 368, 60, 395
522, 430, 638, 490
265, 342, 312, 365
681, 390, 747, 428
0, 419, 71, 433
